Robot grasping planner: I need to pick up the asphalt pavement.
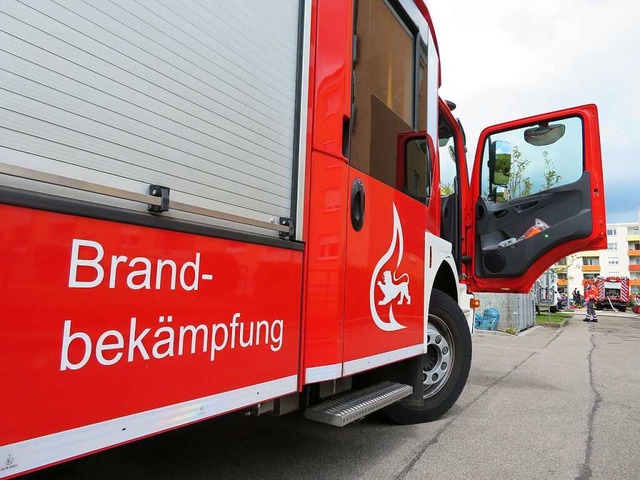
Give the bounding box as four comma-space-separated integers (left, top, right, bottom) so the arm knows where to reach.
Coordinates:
20, 310, 640, 480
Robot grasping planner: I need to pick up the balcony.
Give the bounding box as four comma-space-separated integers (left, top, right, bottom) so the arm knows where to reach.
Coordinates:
558, 279, 568, 286
582, 265, 601, 272
630, 265, 640, 272
628, 234, 640, 242
629, 249, 640, 257
631, 279, 640, 287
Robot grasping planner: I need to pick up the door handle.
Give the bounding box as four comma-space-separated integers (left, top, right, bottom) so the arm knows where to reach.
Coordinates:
351, 179, 365, 231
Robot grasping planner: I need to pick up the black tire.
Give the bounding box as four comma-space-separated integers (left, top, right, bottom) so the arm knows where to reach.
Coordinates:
550, 306, 558, 313
619, 307, 627, 312
384, 289, 472, 424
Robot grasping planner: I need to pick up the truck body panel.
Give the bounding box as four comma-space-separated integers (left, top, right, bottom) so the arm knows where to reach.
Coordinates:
0, 204, 303, 475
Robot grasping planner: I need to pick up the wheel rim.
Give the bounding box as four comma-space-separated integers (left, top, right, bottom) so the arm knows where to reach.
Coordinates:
423, 314, 454, 399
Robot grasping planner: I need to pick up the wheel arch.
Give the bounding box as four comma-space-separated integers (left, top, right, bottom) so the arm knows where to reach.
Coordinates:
425, 232, 473, 331
432, 261, 458, 303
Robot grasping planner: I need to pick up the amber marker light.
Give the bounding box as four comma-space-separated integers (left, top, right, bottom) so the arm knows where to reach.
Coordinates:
470, 298, 481, 309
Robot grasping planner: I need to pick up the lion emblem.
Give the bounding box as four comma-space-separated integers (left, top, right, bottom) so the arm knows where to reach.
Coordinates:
377, 270, 411, 306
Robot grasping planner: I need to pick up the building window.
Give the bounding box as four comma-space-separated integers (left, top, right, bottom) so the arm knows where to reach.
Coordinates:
607, 242, 617, 250
628, 226, 640, 235
556, 259, 567, 266
558, 273, 568, 280
607, 228, 617, 236
608, 258, 619, 265
583, 257, 599, 266
583, 273, 597, 280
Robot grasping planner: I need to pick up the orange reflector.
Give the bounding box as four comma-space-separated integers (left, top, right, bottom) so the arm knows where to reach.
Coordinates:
470, 298, 481, 309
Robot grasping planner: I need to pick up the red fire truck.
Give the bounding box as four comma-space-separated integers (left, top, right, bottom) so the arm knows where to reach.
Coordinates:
595, 276, 630, 312
0, 0, 606, 477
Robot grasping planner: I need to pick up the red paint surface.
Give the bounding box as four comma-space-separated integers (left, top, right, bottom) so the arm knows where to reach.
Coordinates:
303, 152, 349, 375
0, 205, 302, 445
343, 175, 427, 363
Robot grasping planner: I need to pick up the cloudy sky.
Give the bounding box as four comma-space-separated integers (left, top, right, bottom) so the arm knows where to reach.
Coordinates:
428, 0, 640, 224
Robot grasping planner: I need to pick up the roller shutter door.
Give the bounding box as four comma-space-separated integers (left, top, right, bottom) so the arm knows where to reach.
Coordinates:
0, 0, 303, 235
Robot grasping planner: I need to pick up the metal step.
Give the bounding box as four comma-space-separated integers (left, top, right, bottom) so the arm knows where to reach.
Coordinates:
304, 381, 413, 427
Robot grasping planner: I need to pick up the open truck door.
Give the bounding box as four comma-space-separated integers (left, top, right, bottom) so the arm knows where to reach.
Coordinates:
468, 105, 606, 293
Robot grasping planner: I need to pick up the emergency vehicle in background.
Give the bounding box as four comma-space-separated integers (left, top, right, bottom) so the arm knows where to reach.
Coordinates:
0, 0, 606, 477
594, 276, 630, 312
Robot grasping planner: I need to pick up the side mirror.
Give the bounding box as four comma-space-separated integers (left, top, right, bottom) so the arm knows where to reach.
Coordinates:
488, 140, 512, 187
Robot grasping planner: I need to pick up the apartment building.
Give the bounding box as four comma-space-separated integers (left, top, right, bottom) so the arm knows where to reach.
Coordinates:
556, 221, 640, 296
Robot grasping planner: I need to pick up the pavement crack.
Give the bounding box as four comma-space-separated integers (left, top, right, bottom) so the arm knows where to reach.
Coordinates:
394, 329, 563, 480
575, 334, 602, 480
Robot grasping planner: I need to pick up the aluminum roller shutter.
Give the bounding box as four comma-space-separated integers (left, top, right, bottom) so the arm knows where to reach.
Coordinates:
0, 0, 303, 235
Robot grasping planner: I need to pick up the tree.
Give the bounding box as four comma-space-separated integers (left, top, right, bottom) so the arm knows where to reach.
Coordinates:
542, 151, 561, 191
507, 146, 532, 199
506, 147, 561, 200
440, 182, 454, 196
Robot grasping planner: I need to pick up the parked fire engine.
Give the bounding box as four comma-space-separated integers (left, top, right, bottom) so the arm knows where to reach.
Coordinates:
0, 0, 606, 477
594, 276, 630, 312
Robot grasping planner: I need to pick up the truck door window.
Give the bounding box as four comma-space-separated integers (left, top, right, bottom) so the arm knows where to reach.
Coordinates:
438, 124, 457, 196
351, 0, 430, 201
437, 115, 461, 270
480, 116, 584, 202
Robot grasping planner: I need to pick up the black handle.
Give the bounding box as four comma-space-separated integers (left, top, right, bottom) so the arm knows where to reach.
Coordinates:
351, 179, 365, 231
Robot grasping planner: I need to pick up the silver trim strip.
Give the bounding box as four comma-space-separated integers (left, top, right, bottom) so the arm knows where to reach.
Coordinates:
305, 363, 342, 383
343, 344, 424, 376
0, 163, 289, 233
0, 375, 297, 478
294, 0, 312, 242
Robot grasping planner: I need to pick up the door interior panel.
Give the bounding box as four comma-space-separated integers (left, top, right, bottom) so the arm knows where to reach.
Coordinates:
441, 189, 461, 273
475, 172, 592, 278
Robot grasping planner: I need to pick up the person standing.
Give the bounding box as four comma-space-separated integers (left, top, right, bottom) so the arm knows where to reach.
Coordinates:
584, 283, 599, 322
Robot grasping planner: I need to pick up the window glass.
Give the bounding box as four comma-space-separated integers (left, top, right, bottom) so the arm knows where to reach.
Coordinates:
351, 0, 426, 197
608, 242, 617, 250
608, 258, 619, 265
438, 132, 457, 196
404, 138, 430, 201
480, 117, 583, 202
607, 228, 617, 236
583, 257, 599, 266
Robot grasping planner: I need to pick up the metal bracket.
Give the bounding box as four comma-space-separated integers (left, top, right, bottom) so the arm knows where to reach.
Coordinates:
278, 217, 294, 239
148, 185, 170, 213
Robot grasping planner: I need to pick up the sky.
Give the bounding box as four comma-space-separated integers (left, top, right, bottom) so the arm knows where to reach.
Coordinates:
428, 0, 640, 225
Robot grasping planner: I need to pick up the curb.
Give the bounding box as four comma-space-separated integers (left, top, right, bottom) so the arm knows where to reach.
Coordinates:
536, 319, 568, 328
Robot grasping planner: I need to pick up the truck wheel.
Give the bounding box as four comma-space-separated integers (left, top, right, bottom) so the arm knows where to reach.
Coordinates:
619, 307, 627, 312
384, 289, 472, 424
